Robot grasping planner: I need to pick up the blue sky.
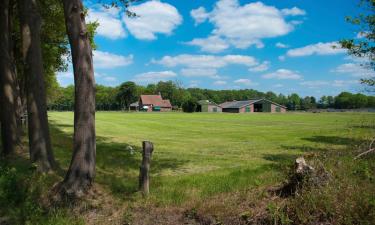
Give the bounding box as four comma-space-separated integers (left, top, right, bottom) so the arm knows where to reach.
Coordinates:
57, 0, 374, 97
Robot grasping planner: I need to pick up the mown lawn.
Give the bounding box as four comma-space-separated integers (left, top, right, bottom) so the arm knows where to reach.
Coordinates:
48, 112, 375, 205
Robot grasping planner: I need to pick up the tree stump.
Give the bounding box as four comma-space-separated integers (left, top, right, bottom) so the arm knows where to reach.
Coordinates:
139, 141, 154, 196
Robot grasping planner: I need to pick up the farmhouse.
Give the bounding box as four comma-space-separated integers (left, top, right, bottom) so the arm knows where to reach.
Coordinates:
197, 100, 222, 112
138, 94, 172, 112
220, 99, 287, 113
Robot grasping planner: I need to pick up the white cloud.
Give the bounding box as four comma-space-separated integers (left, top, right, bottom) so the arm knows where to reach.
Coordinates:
103, 76, 117, 82
154, 54, 260, 79
93, 50, 133, 68
123, 1, 182, 40
281, 7, 306, 16
185, 36, 230, 53
332, 80, 359, 87
188, 0, 302, 52
300, 80, 330, 88
234, 79, 258, 86
133, 71, 177, 84
57, 71, 74, 87
180, 68, 218, 77
190, 6, 209, 25
273, 84, 284, 88
262, 69, 302, 80
213, 80, 227, 85
188, 80, 200, 88
294, 79, 359, 89
286, 42, 346, 57
153, 54, 257, 69
331, 63, 375, 77
275, 42, 289, 48
87, 7, 126, 40
249, 61, 270, 72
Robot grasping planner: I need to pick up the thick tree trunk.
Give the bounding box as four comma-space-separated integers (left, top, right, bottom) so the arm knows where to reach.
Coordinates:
60, 0, 96, 196
9, 0, 23, 137
0, 0, 19, 156
18, 0, 56, 172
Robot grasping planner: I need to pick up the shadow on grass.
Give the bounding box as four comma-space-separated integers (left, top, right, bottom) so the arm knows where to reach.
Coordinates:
302, 136, 365, 146
49, 122, 189, 200
263, 135, 367, 172
279, 135, 366, 155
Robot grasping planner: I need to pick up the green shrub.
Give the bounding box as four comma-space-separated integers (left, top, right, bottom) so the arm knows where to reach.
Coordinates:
0, 162, 83, 225
182, 98, 198, 113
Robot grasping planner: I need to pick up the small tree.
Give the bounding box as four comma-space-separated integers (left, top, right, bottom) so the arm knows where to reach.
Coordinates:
116, 81, 137, 110
182, 98, 197, 113
340, 0, 374, 91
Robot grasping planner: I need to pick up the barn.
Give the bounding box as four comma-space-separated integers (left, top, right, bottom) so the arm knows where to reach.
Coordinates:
139, 94, 172, 112
220, 99, 287, 113
197, 100, 222, 112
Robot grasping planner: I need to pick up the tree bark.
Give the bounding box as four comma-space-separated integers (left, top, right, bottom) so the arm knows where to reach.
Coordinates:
139, 141, 154, 196
60, 0, 96, 196
8, 0, 23, 137
0, 0, 19, 156
18, 0, 56, 172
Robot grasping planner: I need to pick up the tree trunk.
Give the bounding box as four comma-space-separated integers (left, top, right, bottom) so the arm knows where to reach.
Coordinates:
60, 0, 96, 196
9, 0, 23, 137
18, 0, 56, 172
0, 0, 19, 156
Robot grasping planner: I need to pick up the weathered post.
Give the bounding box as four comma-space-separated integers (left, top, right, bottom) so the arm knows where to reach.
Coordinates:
139, 141, 154, 196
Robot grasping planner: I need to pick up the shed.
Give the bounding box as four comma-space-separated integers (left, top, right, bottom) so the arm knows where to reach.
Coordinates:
130, 101, 139, 111
220, 99, 287, 113
197, 100, 222, 112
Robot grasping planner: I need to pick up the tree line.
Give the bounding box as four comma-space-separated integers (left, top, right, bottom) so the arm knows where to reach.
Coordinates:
48, 80, 375, 112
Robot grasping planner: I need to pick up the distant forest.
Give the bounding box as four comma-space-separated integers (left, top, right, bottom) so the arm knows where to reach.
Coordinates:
48, 80, 375, 111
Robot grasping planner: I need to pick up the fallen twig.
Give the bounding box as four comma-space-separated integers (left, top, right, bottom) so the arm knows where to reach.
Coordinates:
355, 148, 375, 159
355, 138, 375, 159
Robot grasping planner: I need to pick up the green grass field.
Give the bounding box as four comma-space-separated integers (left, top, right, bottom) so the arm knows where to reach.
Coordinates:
48, 112, 375, 205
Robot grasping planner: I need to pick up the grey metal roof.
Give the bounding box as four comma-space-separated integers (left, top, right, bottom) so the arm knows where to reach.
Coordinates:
198, 100, 219, 106
220, 99, 260, 109
220, 98, 287, 109
130, 101, 139, 107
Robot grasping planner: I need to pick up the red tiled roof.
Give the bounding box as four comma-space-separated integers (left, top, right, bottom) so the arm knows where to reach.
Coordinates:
140, 95, 172, 108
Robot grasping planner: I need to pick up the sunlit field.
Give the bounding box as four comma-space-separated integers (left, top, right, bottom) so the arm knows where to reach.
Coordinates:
48, 112, 375, 205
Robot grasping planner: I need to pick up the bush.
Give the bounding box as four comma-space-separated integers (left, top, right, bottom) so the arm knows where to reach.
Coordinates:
182, 99, 197, 113
0, 162, 83, 225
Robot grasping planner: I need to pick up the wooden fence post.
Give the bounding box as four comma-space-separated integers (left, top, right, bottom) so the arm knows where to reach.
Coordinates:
139, 141, 154, 196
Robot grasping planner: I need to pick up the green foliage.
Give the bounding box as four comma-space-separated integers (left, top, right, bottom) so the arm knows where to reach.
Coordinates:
116, 81, 138, 110
9, 0, 99, 105
340, 0, 375, 90
0, 162, 83, 224
334, 92, 371, 108
182, 98, 198, 112
96, 85, 120, 110
287, 93, 302, 110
